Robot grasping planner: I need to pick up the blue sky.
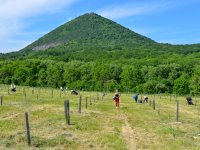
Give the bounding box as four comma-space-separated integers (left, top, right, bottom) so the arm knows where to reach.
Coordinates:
1, 0, 200, 53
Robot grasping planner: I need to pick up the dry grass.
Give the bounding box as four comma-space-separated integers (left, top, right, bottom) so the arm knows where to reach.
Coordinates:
0, 85, 200, 149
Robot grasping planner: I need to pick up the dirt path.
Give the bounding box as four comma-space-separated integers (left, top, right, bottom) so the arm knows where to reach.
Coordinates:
121, 116, 137, 150
0, 113, 20, 120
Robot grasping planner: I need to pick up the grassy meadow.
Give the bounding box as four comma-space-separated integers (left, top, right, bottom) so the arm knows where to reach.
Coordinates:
0, 85, 200, 150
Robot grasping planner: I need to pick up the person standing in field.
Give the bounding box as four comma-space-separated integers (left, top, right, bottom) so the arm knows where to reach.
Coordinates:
113, 90, 120, 108
60, 86, 63, 91
133, 94, 138, 103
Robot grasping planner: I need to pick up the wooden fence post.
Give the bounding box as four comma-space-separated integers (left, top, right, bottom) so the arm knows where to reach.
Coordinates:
86, 97, 88, 109
152, 99, 155, 110
0, 96, 2, 106
23, 88, 25, 95
24, 93, 26, 101
90, 96, 92, 105
38, 88, 40, 94
175, 94, 177, 101
8, 85, 10, 95
51, 89, 53, 98
78, 95, 82, 113
64, 100, 70, 125
25, 112, 31, 146
176, 100, 179, 122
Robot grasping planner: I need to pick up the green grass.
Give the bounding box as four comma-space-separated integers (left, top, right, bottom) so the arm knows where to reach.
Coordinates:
1, 85, 200, 149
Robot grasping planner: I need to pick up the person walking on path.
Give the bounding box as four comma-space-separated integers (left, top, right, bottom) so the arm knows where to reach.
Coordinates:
114, 93, 119, 108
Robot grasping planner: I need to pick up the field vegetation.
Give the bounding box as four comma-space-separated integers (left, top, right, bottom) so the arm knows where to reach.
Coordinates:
1, 13, 200, 149
0, 85, 200, 149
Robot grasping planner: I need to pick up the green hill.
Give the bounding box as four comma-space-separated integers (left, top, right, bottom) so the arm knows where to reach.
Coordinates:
1, 13, 200, 94
22, 12, 156, 52
0, 12, 159, 60
1, 12, 200, 61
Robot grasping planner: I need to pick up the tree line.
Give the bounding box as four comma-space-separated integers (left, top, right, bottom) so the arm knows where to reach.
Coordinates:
1, 56, 200, 95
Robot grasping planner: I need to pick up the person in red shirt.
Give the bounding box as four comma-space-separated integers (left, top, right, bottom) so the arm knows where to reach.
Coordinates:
114, 93, 120, 108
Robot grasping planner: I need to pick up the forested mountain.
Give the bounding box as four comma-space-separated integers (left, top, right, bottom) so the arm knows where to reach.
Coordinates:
0, 13, 158, 60
1, 13, 200, 95
24, 13, 156, 51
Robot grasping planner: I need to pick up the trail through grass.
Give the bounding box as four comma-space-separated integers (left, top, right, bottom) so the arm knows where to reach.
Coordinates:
0, 85, 200, 149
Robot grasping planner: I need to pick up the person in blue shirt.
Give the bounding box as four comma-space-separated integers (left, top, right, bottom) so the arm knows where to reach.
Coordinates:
133, 94, 138, 103
186, 96, 194, 105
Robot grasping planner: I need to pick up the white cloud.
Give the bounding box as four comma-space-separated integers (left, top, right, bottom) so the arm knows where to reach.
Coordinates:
0, 0, 77, 19
98, 4, 155, 20
0, 0, 78, 52
98, 2, 159, 19
97, 0, 191, 20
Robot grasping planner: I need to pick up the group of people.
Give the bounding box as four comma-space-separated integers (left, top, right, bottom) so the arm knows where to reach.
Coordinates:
60, 86, 68, 92
112, 92, 149, 108
11, 83, 16, 92
60, 86, 79, 95
133, 94, 148, 103
112, 91, 195, 108
8, 83, 195, 106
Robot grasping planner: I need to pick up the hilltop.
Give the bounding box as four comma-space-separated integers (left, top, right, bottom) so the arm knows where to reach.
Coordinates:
22, 12, 156, 52
1, 13, 200, 60
0, 12, 159, 60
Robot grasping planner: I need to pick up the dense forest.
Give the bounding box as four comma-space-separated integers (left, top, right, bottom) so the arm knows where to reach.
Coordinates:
1, 51, 200, 95
1, 13, 200, 95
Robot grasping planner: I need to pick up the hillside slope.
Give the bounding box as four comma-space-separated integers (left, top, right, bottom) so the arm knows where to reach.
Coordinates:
1, 13, 200, 94
22, 13, 156, 52
1, 12, 200, 60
